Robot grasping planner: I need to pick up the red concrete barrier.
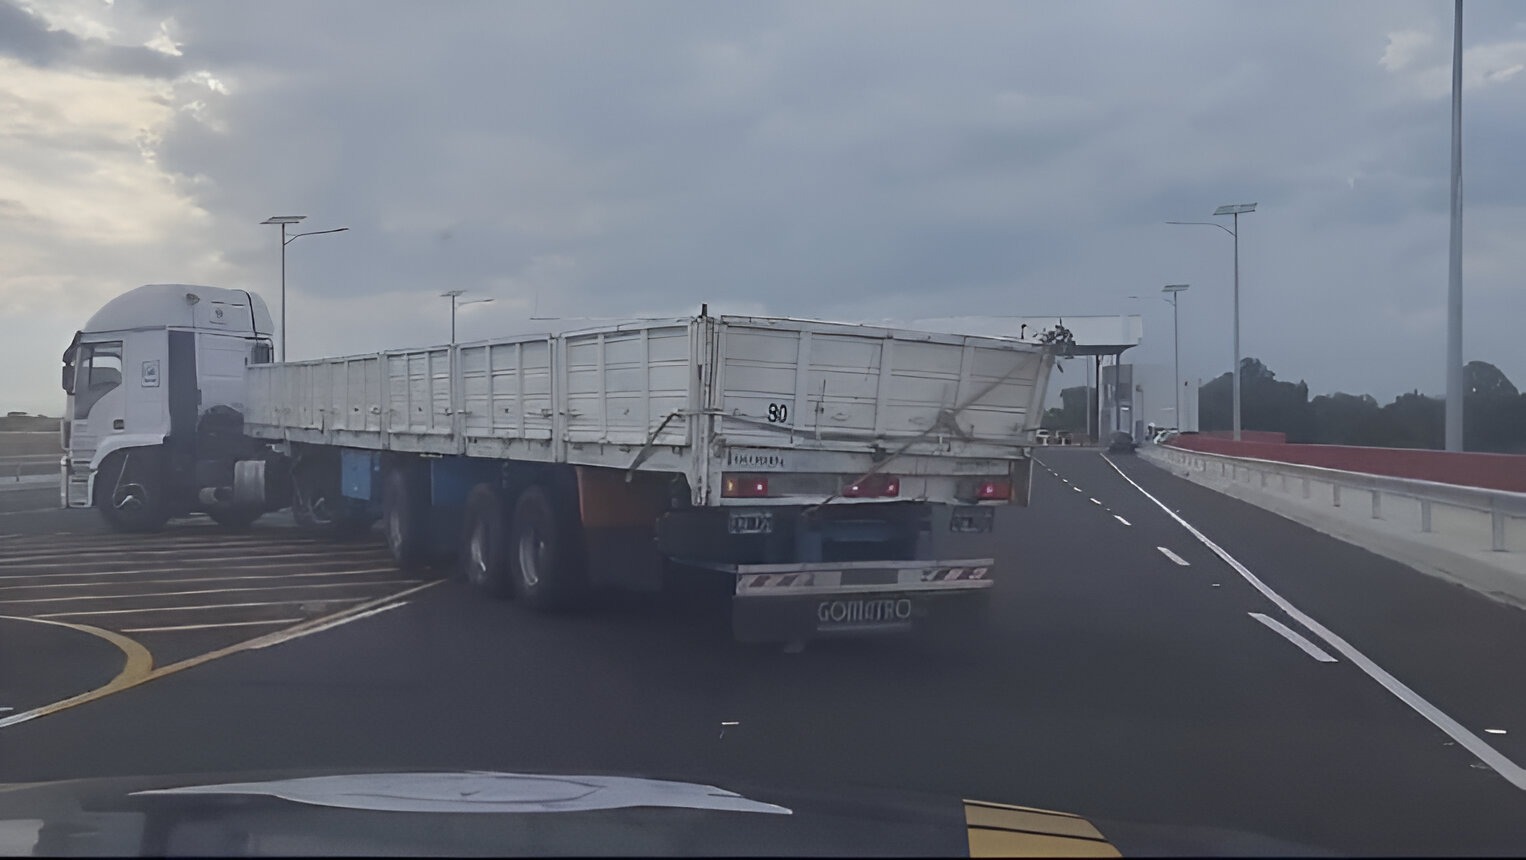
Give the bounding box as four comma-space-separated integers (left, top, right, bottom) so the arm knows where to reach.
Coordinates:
1200, 430, 1287, 444
1166, 435, 1526, 493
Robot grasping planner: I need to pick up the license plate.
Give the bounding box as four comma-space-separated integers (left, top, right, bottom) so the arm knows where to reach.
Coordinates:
817, 597, 914, 626
949, 506, 994, 533
728, 511, 774, 535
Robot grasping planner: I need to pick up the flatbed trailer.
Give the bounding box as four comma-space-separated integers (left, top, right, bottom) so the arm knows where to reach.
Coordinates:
61, 285, 1058, 643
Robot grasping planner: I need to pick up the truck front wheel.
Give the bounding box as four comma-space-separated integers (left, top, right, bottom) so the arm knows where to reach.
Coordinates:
510, 484, 587, 611
96, 449, 169, 533
461, 484, 513, 597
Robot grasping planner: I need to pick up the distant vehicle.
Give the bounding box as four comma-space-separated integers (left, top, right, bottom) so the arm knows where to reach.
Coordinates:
1106, 431, 1137, 454
60, 284, 1059, 646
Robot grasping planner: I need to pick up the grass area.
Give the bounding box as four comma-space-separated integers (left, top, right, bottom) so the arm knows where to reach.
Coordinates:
0, 430, 62, 457
0, 416, 61, 433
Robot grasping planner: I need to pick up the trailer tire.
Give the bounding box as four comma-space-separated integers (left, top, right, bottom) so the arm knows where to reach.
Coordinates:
461, 484, 513, 598
510, 484, 587, 611
383, 466, 429, 570
96, 449, 169, 533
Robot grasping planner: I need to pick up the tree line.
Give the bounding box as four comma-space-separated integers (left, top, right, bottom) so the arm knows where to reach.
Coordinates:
1045, 358, 1526, 454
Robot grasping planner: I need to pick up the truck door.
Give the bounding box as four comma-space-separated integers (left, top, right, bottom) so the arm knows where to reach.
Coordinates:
123, 331, 170, 438
68, 339, 125, 471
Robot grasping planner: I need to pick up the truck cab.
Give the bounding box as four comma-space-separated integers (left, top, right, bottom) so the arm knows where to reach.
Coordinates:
61, 284, 275, 530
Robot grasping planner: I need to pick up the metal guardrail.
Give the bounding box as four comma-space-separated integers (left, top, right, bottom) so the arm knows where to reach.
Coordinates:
1152, 444, 1526, 552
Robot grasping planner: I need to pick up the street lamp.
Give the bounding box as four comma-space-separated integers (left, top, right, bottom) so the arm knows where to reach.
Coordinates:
1445, 0, 1464, 451
1166, 202, 1256, 440
1163, 284, 1189, 432
261, 215, 350, 361
441, 289, 494, 344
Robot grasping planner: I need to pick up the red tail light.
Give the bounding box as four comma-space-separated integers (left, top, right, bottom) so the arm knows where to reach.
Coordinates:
976, 478, 1012, 501
722, 474, 770, 498
842, 474, 900, 498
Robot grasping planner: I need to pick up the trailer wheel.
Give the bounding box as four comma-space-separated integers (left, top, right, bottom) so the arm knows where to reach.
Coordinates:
461, 484, 513, 597
510, 484, 587, 611
383, 466, 429, 569
96, 449, 169, 533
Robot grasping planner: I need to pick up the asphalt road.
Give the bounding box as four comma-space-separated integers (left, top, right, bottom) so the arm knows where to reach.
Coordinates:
2, 449, 1525, 855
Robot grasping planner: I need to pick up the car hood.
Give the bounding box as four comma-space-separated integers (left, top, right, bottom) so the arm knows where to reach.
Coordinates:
0, 767, 1334, 857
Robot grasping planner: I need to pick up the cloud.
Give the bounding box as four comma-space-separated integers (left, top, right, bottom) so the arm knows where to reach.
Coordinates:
0, 0, 183, 78
4, 0, 1526, 418
1379, 17, 1526, 100
1381, 29, 1436, 72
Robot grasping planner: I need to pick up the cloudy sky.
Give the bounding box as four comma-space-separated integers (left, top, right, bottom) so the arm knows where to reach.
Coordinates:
2, 0, 1524, 417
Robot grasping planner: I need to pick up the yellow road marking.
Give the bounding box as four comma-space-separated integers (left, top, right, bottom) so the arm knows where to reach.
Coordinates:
0, 615, 153, 728
0, 580, 440, 729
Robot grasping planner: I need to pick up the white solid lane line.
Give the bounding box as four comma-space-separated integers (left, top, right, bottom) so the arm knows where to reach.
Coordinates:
0, 560, 393, 581
1249, 612, 1338, 663
1101, 454, 1526, 792
1157, 547, 1189, 566
36, 597, 371, 619
1114, 515, 1132, 526
121, 618, 302, 634
0, 567, 402, 589
0, 579, 421, 605
249, 600, 409, 647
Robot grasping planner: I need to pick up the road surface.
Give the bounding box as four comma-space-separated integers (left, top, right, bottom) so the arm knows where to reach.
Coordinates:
2, 448, 1524, 855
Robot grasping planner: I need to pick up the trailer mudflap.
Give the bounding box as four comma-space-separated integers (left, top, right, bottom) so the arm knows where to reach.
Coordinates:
684, 558, 995, 643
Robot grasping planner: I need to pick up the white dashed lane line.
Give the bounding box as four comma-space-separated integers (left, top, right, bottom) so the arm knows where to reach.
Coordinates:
1157, 547, 1190, 566
1114, 515, 1131, 526
1102, 452, 1526, 792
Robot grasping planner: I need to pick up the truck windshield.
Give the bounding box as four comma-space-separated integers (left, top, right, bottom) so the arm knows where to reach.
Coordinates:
73, 340, 123, 419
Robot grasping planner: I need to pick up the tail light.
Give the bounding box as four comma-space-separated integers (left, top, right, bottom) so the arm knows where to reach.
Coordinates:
841, 474, 900, 498
722, 474, 770, 498
976, 481, 1013, 500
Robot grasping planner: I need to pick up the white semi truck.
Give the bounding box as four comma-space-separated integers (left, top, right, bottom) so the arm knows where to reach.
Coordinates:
61, 284, 1059, 643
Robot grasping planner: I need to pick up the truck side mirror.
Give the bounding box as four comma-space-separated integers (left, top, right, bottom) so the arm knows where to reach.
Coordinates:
62, 364, 75, 394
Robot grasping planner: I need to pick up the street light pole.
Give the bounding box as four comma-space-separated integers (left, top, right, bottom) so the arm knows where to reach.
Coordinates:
1445, 0, 1465, 451
1163, 285, 1189, 431
1136, 383, 1144, 439
441, 290, 493, 345
1166, 202, 1255, 440
261, 216, 349, 362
